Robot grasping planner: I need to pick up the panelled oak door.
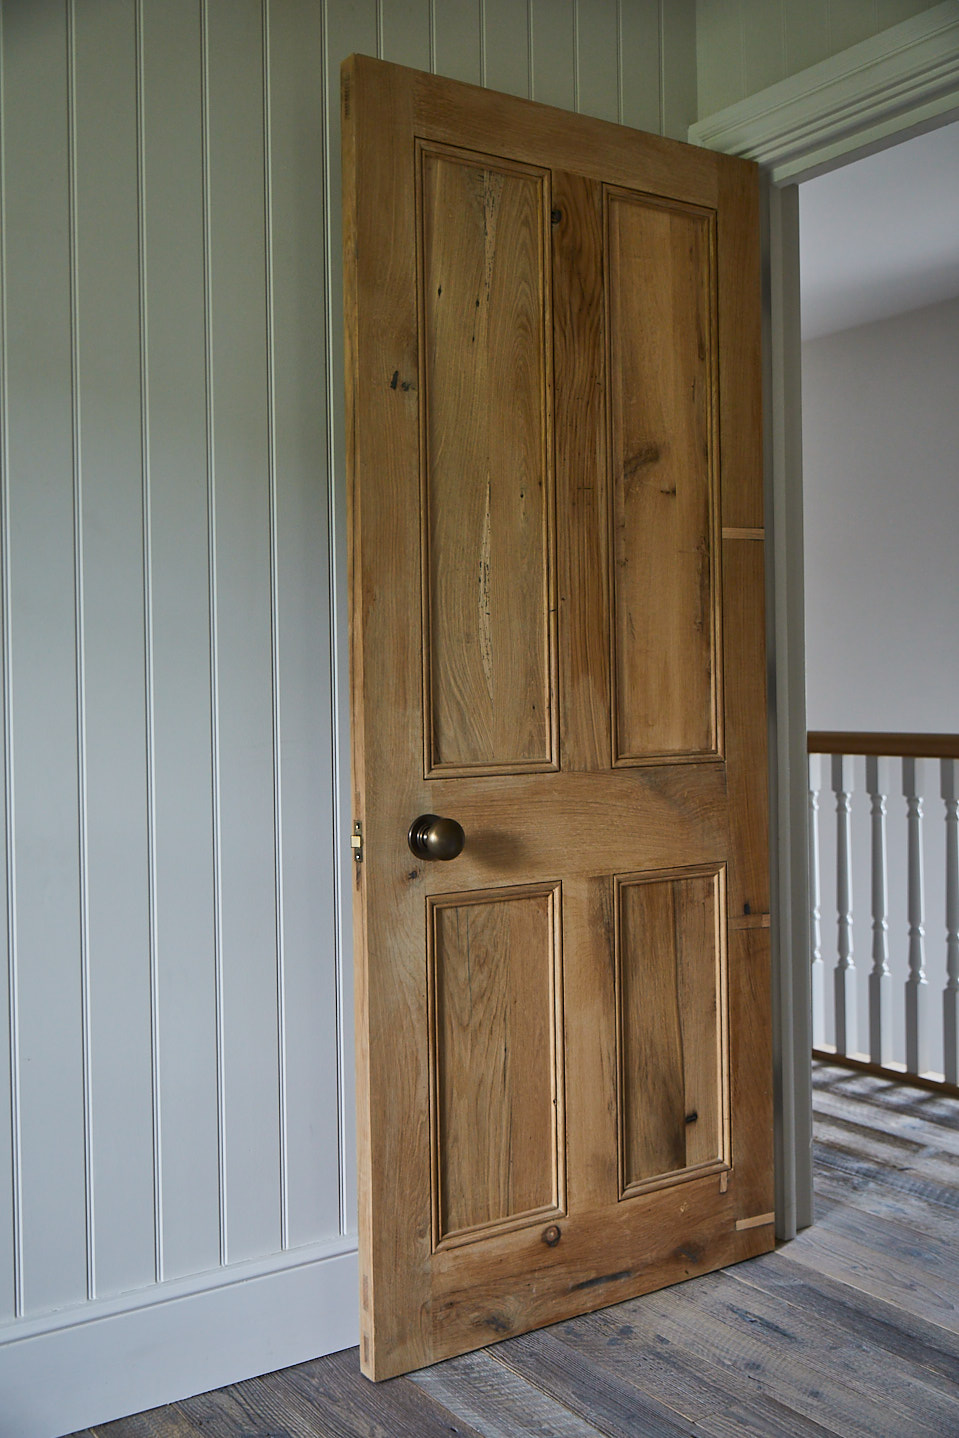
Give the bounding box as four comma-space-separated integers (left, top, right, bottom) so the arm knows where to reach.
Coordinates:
343, 54, 773, 1381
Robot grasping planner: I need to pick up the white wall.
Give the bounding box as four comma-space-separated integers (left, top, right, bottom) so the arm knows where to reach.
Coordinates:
802, 295, 959, 732
802, 295, 959, 1082
0, 2, 696, 1434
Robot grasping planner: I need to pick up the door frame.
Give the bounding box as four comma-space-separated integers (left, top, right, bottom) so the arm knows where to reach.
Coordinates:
688, 3, 959, 1239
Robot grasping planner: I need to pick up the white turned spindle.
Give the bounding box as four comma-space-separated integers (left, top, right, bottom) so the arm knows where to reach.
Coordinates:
832, 753, 857, 1057
942, 758, 959, 1085
903, 756, 929, 1076
808, 753, 825, 1047
865, 755, 893, 1065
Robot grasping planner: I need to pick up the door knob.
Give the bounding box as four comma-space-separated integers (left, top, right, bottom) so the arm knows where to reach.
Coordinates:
408, 814, 465, 861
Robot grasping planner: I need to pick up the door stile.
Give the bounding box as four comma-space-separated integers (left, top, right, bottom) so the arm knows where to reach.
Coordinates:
344, 60, 435, 1378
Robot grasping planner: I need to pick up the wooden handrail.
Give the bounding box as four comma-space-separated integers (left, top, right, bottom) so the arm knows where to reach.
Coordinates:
808, 732, 959, 760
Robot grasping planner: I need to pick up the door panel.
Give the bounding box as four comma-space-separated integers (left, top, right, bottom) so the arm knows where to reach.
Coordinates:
419, 144, 557, 775
343, 54, 772, 1381
616, 866, 727, 1192
606, 190, 719, 764
428, 883, 564, 1245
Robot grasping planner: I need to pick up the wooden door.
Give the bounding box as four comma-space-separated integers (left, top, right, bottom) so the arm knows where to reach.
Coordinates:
343, 54, 773, 1382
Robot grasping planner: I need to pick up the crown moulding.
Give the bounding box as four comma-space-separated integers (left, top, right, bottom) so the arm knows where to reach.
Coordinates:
689, 2, 959, 184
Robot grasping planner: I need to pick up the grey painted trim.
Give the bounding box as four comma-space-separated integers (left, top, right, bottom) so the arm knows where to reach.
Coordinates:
260, 0, 291, 1257
198, 0, 229, 1269
0, 0, 23, 1324
690, 1, 959, 182
133, 0, 164, 1288
763, 182, 813, 1240
66, 0, 96, 1304
0, 1239, 358, 1438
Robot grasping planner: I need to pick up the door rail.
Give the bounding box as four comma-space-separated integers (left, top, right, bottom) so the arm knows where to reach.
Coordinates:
808, 732, 959, 1095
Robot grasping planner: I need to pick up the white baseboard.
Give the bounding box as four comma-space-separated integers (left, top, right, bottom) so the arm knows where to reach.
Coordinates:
0, 1240, 359, 1438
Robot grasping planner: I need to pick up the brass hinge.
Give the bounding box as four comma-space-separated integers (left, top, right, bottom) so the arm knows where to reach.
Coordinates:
351, 821, 363, 863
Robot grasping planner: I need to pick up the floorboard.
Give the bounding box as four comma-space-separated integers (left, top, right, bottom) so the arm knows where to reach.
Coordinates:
82, 1063, 959, 1438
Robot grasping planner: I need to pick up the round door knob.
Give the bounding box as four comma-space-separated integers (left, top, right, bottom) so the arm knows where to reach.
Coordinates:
408, 814, 465, 861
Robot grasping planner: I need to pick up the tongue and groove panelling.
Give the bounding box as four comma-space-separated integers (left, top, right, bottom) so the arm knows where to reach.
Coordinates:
0, 0, 695, 1427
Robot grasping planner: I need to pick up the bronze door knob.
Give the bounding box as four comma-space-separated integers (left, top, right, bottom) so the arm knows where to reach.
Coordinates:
408, 814, 465, 861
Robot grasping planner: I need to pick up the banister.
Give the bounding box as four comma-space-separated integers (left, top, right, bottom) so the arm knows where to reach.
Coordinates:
807, 738, 959, 1092
808, 732, 959, 759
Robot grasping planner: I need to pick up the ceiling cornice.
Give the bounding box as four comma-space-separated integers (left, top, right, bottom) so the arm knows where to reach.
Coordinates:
688, 1, 959, 183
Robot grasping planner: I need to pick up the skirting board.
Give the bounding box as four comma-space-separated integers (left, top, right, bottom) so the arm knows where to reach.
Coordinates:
0, 1242, 359, 1438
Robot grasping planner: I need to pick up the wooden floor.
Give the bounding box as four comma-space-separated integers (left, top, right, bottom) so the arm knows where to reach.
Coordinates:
72, 1062, 959, 1438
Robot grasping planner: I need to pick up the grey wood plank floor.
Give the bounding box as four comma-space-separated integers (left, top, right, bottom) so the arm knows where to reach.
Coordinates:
73, 1064, 959, 1438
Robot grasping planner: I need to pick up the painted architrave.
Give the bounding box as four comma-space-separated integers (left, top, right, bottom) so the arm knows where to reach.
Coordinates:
688, 1, 959, 1240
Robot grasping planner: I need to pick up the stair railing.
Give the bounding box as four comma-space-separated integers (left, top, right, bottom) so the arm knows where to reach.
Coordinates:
808, 732, 959, 1094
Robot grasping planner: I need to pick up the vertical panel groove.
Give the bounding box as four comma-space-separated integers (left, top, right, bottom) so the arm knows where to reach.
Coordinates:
200, 0, 228, 1268
479, 0, 487, 86
615, 0, 623, 124
319, 0, 348, 1237
572, 0, 580, 110
261, 0, 290, 1251
657, 0, 665, 134
429, 0, 436, 72
376, 0, 384, 59
527, 0, 535, 97
528, 1, 535, 95
66, 0, 96, 1305
134, 0, 163, 1286
0, 0, 24, 1321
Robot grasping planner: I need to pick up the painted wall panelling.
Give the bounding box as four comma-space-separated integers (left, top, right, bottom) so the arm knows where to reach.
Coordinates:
141, 0, 222, 1285
0, 1, 699, 1432
1, 0, 349, 1328
266, 0, 343, 1257
3, 0, 89, 1321
75, 0, 157, 1304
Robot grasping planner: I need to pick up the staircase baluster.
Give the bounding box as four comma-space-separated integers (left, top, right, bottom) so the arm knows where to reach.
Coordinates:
903, 757, 929, 1076
809, 753, 825, 1048
832, 753, 856, 1057
942, 758, 959, 1085
865, 755, 893, 1065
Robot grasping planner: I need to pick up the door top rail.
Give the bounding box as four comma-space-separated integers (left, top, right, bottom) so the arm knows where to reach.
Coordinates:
808, 732, 959, 760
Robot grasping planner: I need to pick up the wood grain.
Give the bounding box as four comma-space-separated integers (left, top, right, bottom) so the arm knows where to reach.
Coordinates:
429, 885, 563, 1242
538, 1304, 842, 1438
716, 155, 763, 531
617, 870, 725, 1189
551, 170, 610, 773
419, 145, 556, 774
87, 1067, 959, 1436
606, 189, 719, 764
258, 1347, 488, 1438
491, 1327, 716, 1438
411, 1348, 611, 1438
722, 537, 770, 920
808, 731, 959, 759
90, 1411, 203, 1438
344, 53, 770, 1379
630, 1271, 957, 1438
